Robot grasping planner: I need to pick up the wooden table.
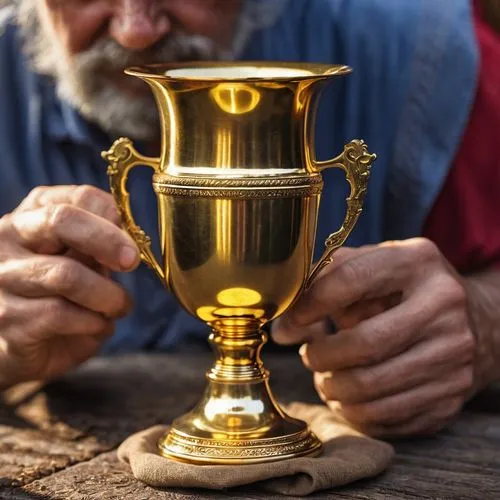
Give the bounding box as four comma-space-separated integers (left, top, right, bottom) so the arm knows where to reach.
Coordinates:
1, 352, 500, 499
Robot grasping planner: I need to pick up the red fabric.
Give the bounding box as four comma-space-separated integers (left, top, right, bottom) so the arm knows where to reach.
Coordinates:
423, 1, 500, 273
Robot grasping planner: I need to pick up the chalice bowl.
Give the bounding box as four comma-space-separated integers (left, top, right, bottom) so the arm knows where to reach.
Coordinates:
102, 62, 375, 465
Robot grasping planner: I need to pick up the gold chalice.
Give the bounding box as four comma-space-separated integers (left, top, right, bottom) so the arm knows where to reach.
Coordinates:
102, 62, 375, 464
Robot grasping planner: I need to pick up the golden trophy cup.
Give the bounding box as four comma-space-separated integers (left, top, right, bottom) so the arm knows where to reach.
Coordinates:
102, 62, 375, 465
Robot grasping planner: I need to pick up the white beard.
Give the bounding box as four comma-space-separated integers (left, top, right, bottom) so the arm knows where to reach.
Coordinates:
14, 0, 287, 141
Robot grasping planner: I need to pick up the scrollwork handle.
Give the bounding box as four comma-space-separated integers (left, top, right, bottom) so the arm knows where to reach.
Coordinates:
102, 137, 167, 286
306, 140, 376, 288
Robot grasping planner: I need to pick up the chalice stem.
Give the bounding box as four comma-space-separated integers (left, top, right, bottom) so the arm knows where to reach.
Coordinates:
208, 322, 269, 383
158, 321, 322, 464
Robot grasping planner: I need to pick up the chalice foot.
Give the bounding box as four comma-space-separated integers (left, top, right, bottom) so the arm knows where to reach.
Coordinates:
158, 322, 322, 464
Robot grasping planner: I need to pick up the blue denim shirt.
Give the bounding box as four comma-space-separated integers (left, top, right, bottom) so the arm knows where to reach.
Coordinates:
0, 0, 478, 352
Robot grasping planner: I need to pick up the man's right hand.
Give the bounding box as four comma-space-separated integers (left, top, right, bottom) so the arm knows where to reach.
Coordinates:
0, 185, 140, 390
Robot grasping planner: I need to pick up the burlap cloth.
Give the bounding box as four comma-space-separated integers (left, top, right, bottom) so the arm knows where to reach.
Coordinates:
118, 403, 394, 496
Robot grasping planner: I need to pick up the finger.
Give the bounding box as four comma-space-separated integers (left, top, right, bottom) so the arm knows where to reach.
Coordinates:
0, 295, 115, 340
287, 239, 441, 327
271, 317, 329, 345
338, 368, 472, 429
0, 256, 132, 318
63, 249, 107, 273
17, 185, 121, 225
37, 333, 114, 381
272, 246, 385, 345
354, 396, 465, 438
301, 273, 466, 371
315, 333, 474, 404
10, 205, 139, 272
335, 293, 402, 330
314, 245, 379, 275
59, 334, 112, 362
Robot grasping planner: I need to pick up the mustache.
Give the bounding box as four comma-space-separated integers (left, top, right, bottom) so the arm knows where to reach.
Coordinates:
72, 32, 231, 74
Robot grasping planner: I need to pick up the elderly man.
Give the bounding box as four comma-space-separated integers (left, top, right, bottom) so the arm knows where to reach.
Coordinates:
0, 0, 499, 438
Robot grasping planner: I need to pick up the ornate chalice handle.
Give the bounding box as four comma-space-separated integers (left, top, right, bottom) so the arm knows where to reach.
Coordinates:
307, 140, 376, 288
101, 138, 166, 285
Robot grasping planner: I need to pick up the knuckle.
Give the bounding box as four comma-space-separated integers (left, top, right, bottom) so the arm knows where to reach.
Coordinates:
44, 260, 81, 293
27, 186, 48, 203
412, 238, 441, 263
47, 203, 76, 229
73, 185, 101, 207
73, 186, 120, 225
440, 277, 467, 309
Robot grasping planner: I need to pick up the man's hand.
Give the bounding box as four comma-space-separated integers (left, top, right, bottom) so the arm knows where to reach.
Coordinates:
0, 185, 139, 389
272, 239, 476, 437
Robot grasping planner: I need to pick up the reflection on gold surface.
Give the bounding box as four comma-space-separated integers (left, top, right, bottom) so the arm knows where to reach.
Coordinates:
103, 61, 375, 464
214, 307, 266, 319
215, 199, 232, 258
210, 83, 261, 115
196, 306, 266, 321
204, 397, 265, 421
217, 287, 262, 307
214, 129, 233, 169
196, 306, 218, 322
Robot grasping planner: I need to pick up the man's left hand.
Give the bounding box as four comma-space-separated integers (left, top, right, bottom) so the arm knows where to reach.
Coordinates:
272, 238, 476, 437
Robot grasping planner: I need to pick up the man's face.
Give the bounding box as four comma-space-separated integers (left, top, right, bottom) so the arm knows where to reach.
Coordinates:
19, 0, 243, 140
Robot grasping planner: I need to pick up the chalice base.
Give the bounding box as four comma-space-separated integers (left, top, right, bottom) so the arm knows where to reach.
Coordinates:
158, 378, 322, 465
158, 328, 322, 465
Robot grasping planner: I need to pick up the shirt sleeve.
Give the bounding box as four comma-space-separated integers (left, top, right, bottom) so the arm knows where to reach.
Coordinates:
423, 0, 500, 273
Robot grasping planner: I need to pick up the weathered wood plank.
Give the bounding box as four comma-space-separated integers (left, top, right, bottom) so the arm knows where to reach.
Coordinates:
6, 451, 399, 500
1, 353, 500, 499
0, 353, 318, 489
11, 447, 500, 500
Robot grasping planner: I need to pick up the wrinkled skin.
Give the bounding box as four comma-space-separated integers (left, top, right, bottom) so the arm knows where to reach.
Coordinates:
0, 186, 138, 387
273, 241, 476, 438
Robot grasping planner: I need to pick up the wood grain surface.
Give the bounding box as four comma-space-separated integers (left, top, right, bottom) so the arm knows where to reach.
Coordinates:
1, 353, 499, 499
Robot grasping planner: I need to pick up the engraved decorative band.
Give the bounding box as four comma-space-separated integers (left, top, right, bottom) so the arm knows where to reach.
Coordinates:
162, 438, 317, 458
153, 185, 322, 198
153, 174, 323, 199
160, 430, 320, 459
153, 173, 323, 189
166, 428, 312, 448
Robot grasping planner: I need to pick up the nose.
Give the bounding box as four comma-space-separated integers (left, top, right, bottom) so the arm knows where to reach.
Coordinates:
110, 0, 171, 50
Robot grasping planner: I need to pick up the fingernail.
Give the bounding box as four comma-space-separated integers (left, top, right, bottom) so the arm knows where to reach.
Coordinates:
298, 343, 308, 357
119, 245, 139, 270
